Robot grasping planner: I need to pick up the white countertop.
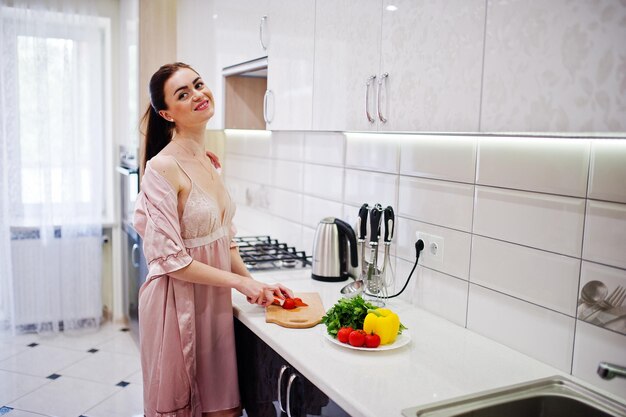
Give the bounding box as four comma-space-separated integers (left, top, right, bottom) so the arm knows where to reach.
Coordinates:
230, 269, 603, 417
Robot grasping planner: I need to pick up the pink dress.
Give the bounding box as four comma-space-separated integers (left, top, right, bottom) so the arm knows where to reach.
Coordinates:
133, 160, 239, 417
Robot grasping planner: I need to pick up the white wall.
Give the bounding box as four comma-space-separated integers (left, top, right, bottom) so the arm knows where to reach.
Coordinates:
224, 130, 626, 399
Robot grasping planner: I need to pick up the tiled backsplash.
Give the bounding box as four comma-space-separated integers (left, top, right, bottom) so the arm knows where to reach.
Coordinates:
223, 130, 626, 399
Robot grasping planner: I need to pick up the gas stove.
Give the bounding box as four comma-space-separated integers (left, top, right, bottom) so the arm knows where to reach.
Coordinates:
233, 235, 312, 271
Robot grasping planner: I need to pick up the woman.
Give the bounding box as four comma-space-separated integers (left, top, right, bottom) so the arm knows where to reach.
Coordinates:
134, 62, 292, 417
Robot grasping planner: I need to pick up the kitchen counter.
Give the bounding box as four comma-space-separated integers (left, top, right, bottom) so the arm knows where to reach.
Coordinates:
231, 269, 614, 417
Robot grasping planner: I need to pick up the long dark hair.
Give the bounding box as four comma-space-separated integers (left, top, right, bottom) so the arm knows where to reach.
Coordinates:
140, 62, 199, 171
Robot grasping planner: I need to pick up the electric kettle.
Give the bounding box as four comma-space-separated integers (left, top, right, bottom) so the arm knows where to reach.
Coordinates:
311, 217, 358, 282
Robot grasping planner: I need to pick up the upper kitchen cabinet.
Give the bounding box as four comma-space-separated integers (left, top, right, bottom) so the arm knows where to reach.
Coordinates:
312, 0, 486, 133
265, 0, 316, 130
213, 0, 270, 68
481, 0, 626, 133
312, 0, 383, 132
380, 0, 486, 132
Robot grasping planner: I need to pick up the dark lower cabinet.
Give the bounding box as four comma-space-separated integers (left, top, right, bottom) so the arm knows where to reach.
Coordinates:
235, 318, 351, 417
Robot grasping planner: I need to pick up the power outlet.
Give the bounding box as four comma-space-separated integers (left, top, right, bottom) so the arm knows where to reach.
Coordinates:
415, 231, 444, 264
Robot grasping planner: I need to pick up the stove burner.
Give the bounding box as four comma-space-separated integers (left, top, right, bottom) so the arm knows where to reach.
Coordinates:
234, 235, 311, 271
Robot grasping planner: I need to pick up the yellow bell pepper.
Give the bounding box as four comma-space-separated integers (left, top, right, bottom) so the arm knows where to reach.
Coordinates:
363, 308, 400, 345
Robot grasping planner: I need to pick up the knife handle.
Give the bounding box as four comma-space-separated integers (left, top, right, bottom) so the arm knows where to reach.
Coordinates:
383, 206, 395, 243
369, 205, 383, 244
358, 203, 369, 240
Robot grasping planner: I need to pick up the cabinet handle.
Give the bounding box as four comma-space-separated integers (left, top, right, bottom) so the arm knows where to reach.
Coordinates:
286, 372, 298, 417
263, 89, 270, 124
277, 365, 289, 413
131, 243, 139, 268
259, 15, 268, 50
377, 72, 389, 123
365, 75, 376, 123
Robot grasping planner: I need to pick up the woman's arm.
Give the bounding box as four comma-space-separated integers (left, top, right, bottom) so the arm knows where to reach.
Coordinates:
230, 245, 252, 278
229, 245, 295, 302
168, 260, 288, 306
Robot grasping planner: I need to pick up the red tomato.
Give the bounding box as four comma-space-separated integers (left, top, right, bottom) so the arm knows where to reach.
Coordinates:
348, 329, 366, 347
282, 299, 296, 309
365, 333, 381, 348
336, 327, 353, 344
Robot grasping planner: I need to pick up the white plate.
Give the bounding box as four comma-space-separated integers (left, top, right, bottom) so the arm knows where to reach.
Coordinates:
323, 330, 411, 351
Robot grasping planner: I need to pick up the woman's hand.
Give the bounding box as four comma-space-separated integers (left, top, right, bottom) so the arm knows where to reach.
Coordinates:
237, 277, 293, 307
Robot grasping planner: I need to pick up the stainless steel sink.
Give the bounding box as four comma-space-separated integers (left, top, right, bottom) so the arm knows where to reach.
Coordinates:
401, 376, 626, 417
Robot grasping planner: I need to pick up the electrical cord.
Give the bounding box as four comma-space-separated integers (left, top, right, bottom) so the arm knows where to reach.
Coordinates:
365, 239, 424, 299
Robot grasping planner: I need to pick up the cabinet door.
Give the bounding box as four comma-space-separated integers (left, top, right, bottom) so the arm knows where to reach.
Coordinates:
214, 0, 269, 68
380, 0, 486, 132
481, 0, 626, 132
265, 0, 316, 130
312, 0, 383, 132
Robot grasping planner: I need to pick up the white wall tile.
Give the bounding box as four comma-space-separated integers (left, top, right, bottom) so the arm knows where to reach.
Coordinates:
224, 130, 272, 157
232, 206, 274, 236
473, 186, 585, 257
345, 133, 399, 174
272, 160, 303, 192
476, 137, 590, 197
572, 321, 626, 400
270, 216, 303, 251
399, 134, 477, 183
302, 195, 344, 229
396, 217, 471, 280
304, 131, 345, 166
588, 139, 626, 204
344, 169, 397, 208
224, 177, 248, 205
470, 236, 580, 316
398, 176, 474, 232
396, 258, 468, 327
467, 284, 575, 372
267, 188, 302, 223
302, 163, 343, 201
224, 155, 271, 185
271, 131, 305, 161
301, 225, 317, 255
583, 200, 626, 269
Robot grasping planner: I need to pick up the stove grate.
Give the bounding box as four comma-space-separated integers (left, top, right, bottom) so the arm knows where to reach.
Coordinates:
233, 235, 311, 271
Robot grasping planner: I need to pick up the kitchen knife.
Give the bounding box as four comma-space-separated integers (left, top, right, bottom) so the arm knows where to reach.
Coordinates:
358, 203, 369, 241
383, 206, 395, 243
369, 204, 383, 245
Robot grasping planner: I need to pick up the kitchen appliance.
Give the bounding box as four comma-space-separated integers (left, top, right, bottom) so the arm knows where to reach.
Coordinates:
311, 217, 358, 282
233, 235, 311, 271
117, 145, 146, 342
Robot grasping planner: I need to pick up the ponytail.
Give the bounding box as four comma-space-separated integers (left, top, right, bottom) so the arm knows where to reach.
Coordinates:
140, 105, 174, 172
140, 62, 198, 172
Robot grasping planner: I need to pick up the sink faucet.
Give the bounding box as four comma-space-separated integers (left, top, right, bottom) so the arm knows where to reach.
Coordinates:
597, 362, 626, 380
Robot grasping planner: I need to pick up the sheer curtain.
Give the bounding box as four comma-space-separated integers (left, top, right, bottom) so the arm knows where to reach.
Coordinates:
0, 0, 107, 336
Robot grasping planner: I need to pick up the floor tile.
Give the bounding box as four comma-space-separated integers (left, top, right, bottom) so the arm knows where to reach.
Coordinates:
0, 345, 89, 377
0, 409, 50, 416
59, 350, 141, 385
35, 324, 128, 352
0, 370, 50, 407
124, 370, 143, 385
0, 342, 30, 362
7, 376, 120, 417
96, 333, 140, 357
0, 333, 40, 347
84, 383, 143, 417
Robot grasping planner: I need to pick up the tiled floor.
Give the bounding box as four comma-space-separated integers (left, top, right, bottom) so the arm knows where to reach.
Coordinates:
0, 323, 143, 417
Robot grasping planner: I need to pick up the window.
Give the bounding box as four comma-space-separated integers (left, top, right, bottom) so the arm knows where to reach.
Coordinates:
2, 6, 111, 225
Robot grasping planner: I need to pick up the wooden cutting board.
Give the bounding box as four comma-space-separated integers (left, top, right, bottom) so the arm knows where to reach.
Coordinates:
265, 292, 325, 329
